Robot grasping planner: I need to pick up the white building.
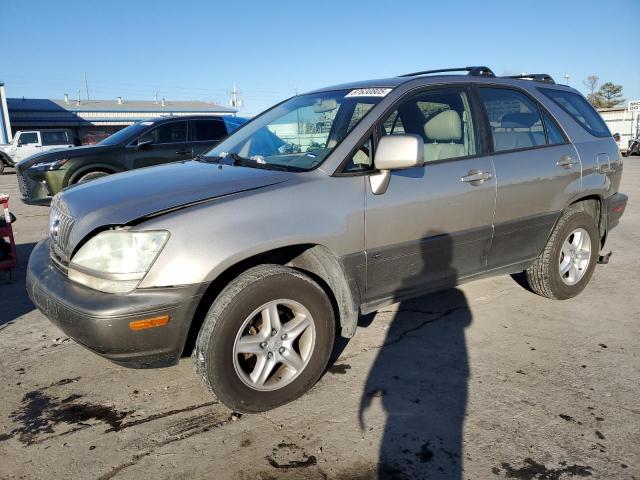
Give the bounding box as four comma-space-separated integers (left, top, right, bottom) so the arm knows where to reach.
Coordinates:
598, 107, 638, 153
1, 90, 236, 143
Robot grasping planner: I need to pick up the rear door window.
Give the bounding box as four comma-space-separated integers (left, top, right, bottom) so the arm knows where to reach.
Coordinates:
192, 119, 227, 141
479, 88, 546, 152
139, 121, 188, 144
41, 131, 70, 145
540, 88, 610, 137
542, 112, 566, 145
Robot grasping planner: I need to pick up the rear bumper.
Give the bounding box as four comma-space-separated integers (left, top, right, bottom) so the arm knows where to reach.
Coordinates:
604, 192, 628, 231
26, 239, 206, 368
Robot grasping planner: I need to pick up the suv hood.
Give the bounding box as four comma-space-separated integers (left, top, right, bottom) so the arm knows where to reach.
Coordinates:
60, 160, 294, 248
17, 144, 121, 171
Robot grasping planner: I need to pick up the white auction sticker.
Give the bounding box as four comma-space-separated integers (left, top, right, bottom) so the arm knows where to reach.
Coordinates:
345, 88, 393, 98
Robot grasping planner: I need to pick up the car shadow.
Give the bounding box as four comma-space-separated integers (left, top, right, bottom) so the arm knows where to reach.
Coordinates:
0, 242, 36, 327
359, 232, 472, 479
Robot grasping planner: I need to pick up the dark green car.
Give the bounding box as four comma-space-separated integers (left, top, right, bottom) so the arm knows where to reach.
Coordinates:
16, 115, 247, 204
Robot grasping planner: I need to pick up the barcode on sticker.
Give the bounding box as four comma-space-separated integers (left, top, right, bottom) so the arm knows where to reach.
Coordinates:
345, 88, 392, 98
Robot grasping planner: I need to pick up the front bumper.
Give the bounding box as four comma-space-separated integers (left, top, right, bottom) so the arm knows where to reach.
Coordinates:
16, 166, 69, 205
26, 239, 206, 368
16, 168, 55, 205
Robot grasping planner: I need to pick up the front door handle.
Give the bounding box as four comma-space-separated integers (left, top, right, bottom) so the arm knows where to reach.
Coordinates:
175, 149, 191, 155
460, 169, 493, 184
557, 155, 576, 168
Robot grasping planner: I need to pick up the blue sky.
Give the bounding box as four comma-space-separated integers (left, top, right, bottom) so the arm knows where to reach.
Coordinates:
2, 0, 638, 115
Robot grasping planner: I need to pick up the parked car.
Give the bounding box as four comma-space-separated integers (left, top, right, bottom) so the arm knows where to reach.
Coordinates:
0, 129, 75, 174
626, 132, 640, 156
15, 115, 247, 204
27, 67, 627, 412
81, 131, 112, 145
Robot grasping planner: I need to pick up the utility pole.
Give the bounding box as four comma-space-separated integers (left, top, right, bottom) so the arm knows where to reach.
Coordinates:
564, 74, 570, 86
154, 91, 159, 104
84, 72, 90, 100
229, 82, 242, 111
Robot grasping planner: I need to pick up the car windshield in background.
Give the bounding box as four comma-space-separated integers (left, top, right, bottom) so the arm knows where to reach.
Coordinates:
98, 122, 154, 146
204, 89, 389, 171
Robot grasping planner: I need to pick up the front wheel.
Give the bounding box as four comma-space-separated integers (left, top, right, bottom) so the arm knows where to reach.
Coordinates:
193, 265, 335, 413
519, 206, 599, 300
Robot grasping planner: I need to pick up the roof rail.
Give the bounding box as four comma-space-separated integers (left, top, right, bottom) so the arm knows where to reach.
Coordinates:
504, 73, 555, 84
399, 66, 495, 78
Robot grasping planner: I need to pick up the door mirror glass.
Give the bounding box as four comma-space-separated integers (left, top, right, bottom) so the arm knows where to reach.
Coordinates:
374, 134, 424, 171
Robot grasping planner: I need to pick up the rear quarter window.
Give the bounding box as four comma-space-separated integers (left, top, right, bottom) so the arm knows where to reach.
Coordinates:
41, 131, 71, 145
193, 119, 227, 141
539, 88, 611, 138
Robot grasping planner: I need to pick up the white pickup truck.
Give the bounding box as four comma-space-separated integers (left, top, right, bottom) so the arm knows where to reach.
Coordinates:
0, 129, 76, 173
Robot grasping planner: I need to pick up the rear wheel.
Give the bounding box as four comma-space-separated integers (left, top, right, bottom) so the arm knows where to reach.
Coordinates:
76, 171, 109, 184
193, 265, 335, 413
519, 206, 599, 300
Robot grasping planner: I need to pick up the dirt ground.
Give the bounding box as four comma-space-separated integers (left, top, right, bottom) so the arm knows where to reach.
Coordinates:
0, 161, 638, 480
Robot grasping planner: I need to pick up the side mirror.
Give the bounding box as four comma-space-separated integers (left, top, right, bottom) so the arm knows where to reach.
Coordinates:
370, 134, 424, 195
16, 140, 24, 147
136, 139, 153, 150
374, 134, 424, 170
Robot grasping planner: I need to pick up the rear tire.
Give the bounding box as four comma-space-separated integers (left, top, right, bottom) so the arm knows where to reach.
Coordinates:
76, 171, 109, 184
519, 206, 599, 300
193, 265, 335, 413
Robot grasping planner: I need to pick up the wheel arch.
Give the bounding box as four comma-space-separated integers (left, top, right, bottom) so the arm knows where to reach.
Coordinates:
568, 194, 605, 246
0, 151, 13, 166
68, 163, 121, 184
182, 243, 361, 357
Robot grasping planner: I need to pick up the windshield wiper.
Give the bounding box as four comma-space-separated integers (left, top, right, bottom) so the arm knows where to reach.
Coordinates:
196, 154, 223, 164
200, 153, 305, 172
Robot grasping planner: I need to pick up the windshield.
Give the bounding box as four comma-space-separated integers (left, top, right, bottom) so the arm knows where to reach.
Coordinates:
99, 122, 154, 146
204, 89, 388, 171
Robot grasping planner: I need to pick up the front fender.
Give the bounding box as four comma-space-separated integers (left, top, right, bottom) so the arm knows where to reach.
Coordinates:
67, 162, 126, 185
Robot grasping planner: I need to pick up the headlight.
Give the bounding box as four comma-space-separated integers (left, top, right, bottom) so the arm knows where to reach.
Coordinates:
32, 158, 69, 170
68, 230, 169, 293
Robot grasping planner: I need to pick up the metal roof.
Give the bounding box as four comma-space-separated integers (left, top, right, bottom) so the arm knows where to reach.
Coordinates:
7, 98, 236, 113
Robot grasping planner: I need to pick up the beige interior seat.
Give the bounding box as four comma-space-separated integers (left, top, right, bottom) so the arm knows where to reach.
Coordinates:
423, 110, 465, 162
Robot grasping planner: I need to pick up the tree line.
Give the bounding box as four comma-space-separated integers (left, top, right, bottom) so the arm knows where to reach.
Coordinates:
583, 75, 625, 109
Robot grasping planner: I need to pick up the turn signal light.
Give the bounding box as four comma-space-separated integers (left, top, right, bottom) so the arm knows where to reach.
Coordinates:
129, 315, 170, 331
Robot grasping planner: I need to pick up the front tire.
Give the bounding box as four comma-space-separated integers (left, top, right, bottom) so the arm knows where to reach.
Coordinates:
193, 265, 335, 413
519, 206, 599, 300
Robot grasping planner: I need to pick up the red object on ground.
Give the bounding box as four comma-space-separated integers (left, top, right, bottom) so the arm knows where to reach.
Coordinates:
0, 194, 17, 272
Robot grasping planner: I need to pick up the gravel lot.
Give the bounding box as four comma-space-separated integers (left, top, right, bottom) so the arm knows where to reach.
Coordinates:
0, 162, 638, 480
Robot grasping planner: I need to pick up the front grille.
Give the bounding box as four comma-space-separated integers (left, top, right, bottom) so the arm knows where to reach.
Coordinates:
49, 196, 75, 263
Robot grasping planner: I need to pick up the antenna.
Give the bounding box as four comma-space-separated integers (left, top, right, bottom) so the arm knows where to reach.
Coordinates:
229, 82, 243, 110
84, 72, 90, 100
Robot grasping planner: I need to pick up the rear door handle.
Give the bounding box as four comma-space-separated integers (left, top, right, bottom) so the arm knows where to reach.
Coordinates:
175, 149, 191, 155
460, 169, 493, 184
557, 155, 576, 168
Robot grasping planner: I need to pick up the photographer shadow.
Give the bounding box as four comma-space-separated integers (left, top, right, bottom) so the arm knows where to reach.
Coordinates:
359, 232, 472, 479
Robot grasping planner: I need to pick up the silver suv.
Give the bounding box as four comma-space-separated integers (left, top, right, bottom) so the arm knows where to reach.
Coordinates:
27, 67, 627, 412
